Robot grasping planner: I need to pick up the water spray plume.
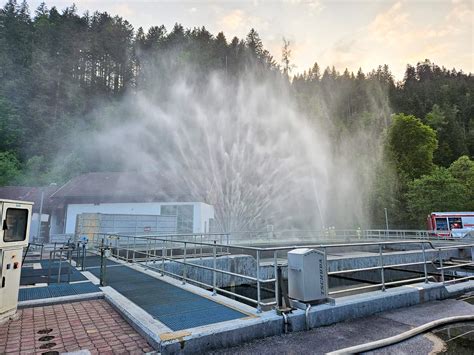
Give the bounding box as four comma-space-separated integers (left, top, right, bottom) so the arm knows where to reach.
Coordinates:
86, 66, 383, 233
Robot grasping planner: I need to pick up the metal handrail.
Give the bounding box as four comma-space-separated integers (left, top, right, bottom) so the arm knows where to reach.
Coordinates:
47, 244, 74, 284
89, 232, 474, 312
23, 242, 44, 263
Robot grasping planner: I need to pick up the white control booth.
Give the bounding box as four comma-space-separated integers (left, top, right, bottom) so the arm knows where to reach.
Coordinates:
0, 199, 33, 323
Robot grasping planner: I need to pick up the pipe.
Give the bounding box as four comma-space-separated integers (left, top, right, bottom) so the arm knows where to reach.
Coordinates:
305, 305, 312, 331
328, 315, 474, 354
282, 312, 290, 334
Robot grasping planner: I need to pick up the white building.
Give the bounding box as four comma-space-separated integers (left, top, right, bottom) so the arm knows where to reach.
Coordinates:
49, 172, 214, 236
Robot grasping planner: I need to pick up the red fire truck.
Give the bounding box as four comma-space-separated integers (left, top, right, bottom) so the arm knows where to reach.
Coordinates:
427, 212, 474, 238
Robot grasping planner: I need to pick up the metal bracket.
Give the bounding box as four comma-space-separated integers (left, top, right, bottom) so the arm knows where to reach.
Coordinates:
290, 297, 336, 311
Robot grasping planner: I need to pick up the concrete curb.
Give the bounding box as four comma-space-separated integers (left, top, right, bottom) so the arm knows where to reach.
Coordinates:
102, 286, 167, 350
18, 292, 104, 308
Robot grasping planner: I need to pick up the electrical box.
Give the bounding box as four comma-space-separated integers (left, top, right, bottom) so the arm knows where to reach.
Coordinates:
288, 248, 328, 302
0, 199, 33, 323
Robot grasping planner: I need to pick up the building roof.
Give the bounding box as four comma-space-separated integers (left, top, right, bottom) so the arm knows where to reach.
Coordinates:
0, 185, 59, 212
50, 172, 196, 202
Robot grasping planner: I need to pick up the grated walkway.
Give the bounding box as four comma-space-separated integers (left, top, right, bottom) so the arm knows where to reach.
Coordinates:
84, 256, 247, 331
21, 260, 87, 285
19, 282, 101, 301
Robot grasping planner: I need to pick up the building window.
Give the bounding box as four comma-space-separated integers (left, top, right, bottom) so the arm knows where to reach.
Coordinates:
161, 205, 194, 233
3, 208, 28, 242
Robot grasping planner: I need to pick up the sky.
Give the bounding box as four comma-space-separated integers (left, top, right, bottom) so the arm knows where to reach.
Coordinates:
23, 0, 473, 80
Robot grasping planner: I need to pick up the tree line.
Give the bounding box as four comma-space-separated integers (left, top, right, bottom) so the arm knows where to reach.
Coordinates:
0, 1, 473, 228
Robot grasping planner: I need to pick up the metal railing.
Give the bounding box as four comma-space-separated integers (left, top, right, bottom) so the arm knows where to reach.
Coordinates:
23, 242, 44, 264
47, 243, 75, 284
81, 228, 473, 252
88, 232, 474, 313
228, 228, 474, 244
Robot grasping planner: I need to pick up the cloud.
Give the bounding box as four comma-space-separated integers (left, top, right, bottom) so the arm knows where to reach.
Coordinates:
368, 2, 409, 43
307, 0, 324, 14
318, 0, 473, 78
217, 9, 268, 37
285, 0, 324, 15
110, 3, 134, 18
218, 9, 246, 32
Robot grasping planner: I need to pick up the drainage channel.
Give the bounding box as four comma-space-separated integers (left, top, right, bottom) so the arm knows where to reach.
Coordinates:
37, 328, 58, 355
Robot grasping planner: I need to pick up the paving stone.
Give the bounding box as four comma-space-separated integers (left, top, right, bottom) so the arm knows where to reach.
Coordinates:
0, 299, 153, 354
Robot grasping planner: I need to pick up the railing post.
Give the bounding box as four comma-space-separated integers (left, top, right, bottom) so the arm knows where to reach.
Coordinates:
439, 249, 445, 284
273, 250, 279, 311
161, 239, 166, 276
200, 234, 203, 259
379, 244, 385, 291
133, 237, 136, 263
126, 236, 130, 262
323, 246, 328, 297
67, 247, 72, 283
145, 238, 150, 268
47, 250, 53, 285
212, 240, 217, 296
57, 248, 63, 284
81, 242, 86, 271
76, 242, 80, 267
100, 240, 108, 287
182, 242, 187, 285
256, 249, 262, 313
421, 242, 428, 283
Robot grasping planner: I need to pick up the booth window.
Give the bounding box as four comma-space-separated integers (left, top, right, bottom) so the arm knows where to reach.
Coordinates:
448, 217, 463, 229
435, 218, 449, 230
3, 208, 28, 242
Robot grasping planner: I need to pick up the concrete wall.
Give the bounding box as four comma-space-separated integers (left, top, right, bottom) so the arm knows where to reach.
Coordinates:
145, 247, 465, 290
142, 255, 257, 288
326, 249, 461, 272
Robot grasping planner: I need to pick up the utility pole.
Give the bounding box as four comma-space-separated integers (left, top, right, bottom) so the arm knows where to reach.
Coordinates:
384, 208, 389, 230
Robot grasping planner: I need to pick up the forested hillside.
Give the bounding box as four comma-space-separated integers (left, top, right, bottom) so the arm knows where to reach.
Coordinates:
0, 1, 473, 228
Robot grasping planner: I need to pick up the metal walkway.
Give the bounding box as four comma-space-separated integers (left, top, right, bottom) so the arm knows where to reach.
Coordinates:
18, 282, 101, 301
20, 260, 87, 285
84, 256, 247, 331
